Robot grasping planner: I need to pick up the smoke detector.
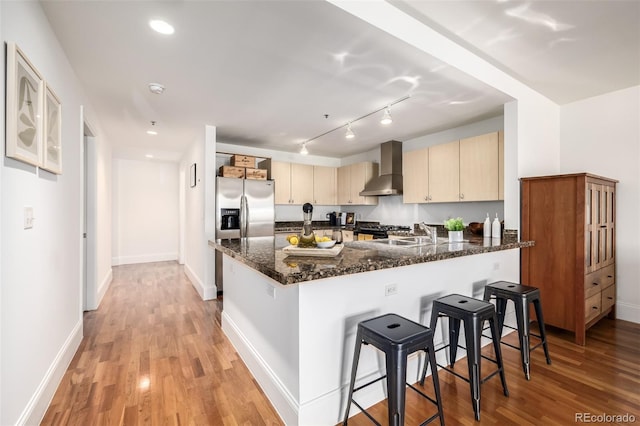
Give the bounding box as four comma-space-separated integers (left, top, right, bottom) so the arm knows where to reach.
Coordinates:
148, 83, 165, 94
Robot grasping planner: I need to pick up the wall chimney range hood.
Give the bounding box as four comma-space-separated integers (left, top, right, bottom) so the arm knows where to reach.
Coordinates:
359, 140, 403, 196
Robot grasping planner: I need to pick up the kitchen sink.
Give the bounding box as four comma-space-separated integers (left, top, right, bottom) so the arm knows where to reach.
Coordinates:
370, 236, 437, 247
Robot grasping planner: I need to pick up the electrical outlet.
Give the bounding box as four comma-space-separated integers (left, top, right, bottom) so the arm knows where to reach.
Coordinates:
385, 283, 398, 296
267, 284, 276, 299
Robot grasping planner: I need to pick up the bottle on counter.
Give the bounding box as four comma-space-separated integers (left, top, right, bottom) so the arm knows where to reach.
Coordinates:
492, 213, 501, 241
483, 213, 492, 238
298, 203, 317, 248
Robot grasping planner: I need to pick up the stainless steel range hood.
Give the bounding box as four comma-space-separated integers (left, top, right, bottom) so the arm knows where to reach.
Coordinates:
360, 140, 403, 196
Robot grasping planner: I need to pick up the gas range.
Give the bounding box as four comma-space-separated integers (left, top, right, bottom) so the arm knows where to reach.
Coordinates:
355, 224, 411, 239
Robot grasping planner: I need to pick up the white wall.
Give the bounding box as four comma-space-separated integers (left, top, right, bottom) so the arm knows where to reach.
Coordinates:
112, 159, 179, 265
1, 2, 112, 424
181, 125, 217, 300
560, 86, 640, 323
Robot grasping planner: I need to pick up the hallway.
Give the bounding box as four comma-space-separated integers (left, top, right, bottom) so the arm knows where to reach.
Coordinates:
41, 261, 282, 425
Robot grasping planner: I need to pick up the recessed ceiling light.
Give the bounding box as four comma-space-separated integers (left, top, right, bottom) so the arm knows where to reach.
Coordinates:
149, 19, 174, 35
145, 154, 154, 159
148, 83, 165, 94
146, 130, 158, 135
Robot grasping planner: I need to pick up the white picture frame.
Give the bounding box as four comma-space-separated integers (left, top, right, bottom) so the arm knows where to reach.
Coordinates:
41, 83, 62, 174
5, 42, 44, 167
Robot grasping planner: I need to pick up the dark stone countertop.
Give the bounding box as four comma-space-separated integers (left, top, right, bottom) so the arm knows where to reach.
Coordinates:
210, 233, 534, 286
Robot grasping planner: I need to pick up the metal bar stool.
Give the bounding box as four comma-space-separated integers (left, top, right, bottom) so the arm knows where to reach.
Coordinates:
483, 281, 552, 380
423, 294, 508, 421
343, 313, 445, 426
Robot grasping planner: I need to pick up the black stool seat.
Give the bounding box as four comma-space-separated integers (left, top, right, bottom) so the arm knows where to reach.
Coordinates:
343, 313, 444, 426
424, 294, 508, 421
483, 281, 552, 380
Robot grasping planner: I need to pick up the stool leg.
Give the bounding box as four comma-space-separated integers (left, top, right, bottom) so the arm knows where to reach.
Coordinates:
385, 348, 407, 426
343, 329, 363, 425
463, 318, 482, 421
426, 341, 446, 426
449, 317, 461, 367
495, 297, 508, 337
489, 314, 509, 397
514, 297, 531, 380
533, 298, 552, 365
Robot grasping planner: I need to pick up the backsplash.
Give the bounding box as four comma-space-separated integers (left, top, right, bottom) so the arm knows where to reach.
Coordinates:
276, 195, 505, 229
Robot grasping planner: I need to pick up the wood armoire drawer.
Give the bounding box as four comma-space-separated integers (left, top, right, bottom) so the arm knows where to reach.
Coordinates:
584, 264, 615, 298
602, 285, 616, 311
585, 293, 601, 322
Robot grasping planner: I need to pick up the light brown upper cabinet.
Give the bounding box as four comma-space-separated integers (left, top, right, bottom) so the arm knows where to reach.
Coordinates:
402, 131, 504, 204
337, 162, 379, 205
262, 160, 314, 205
428, 140, 460, 202
402, 147, 429, 203
459, 132, 499, 201
313, 166, 337, 205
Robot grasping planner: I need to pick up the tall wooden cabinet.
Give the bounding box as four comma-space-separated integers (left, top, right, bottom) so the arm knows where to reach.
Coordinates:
520, 173, 617, 345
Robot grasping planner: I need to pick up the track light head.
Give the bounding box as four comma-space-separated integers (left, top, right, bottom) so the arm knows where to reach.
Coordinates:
380, 107, 392, 125
345, 123, 355, 139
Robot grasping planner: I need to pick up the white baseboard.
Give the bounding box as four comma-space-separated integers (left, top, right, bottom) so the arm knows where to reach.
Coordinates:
17, 320, 83, 426
184, 263, 216, 300
111, 252, 178, 266
222, 312, 296, 425
615, 301, 640, 324
96, 268, 112, 309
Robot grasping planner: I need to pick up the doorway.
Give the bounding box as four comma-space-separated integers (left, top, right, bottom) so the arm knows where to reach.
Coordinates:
82, 113, 97, 311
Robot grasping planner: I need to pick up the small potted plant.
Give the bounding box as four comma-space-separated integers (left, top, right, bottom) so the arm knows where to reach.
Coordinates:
444, 217, 464, 243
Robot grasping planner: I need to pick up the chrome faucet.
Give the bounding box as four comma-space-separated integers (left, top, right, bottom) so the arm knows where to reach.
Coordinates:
418, 222, 438, 244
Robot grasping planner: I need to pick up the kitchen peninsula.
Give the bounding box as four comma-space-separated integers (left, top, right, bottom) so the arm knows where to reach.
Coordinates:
210, 234, 533, 425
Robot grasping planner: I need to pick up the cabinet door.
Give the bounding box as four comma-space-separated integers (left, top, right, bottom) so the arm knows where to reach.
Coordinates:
271, 161, 291, 204
403, 148, 429, 203
290, 163, 314, 205
337, 165, 351, 204
350, 162, 378, 205
459, 132, 499, 201
428, 140, 460, 202
313, 166, 337, 205
586, 181, 615, 272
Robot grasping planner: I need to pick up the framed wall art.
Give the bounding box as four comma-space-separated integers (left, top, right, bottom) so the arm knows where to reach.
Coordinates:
5, 42, 44, 167
41, 83, 62, 174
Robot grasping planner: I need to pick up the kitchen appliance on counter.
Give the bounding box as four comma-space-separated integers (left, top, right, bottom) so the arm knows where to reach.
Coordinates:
326, 212, 340, 227
354, 224, 411, 240
215, 177, 275, 293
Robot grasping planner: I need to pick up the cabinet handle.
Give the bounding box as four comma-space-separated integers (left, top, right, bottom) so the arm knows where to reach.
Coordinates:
593, 282, 599, 286
424, 196, 429, 201
600, 225, 607, 228
460, 193, 465, 199
592, 306, 598, 310
607, 297, 613, 300
607, 275, 613, 278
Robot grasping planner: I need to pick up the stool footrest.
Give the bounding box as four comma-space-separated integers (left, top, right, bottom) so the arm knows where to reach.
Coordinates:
437, 363, 503, 385
350, 399, 381, 426
352, 375, 386, 394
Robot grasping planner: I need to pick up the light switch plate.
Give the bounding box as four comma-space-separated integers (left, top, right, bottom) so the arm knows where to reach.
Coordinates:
24, 206, 34, 229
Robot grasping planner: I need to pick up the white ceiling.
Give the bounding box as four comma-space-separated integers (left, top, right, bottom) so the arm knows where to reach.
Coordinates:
40, 1, 639, 162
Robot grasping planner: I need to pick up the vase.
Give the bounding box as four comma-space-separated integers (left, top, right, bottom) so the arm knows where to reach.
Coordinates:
448, 230, 463, 243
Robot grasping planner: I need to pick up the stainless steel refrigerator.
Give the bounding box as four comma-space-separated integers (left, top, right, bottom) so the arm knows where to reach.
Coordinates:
215, 177, 275, 293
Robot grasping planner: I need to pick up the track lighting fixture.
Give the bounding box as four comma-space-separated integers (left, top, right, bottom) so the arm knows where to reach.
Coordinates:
345, 123, 355, 139
297, 95, 410, 155
380, 107, 392, 125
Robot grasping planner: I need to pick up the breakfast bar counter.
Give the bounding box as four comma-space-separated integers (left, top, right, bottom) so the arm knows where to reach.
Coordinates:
209, 233, 533, 285
210, 233, 532, 425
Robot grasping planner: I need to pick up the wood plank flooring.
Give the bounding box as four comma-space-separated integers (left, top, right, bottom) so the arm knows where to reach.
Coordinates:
41, 261, 639, 425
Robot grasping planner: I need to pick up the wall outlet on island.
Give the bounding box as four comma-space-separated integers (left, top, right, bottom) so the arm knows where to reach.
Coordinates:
385, 283, 398, 296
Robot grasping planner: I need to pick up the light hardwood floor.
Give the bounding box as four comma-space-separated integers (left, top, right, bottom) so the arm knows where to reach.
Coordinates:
42, 261, 639, 425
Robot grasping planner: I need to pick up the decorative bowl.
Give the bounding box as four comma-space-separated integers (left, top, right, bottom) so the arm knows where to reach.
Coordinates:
468, 222, 484, 236
316, 240, 336, 249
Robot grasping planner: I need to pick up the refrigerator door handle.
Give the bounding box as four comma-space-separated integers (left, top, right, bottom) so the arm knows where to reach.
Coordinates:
240, 195, 248, 237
